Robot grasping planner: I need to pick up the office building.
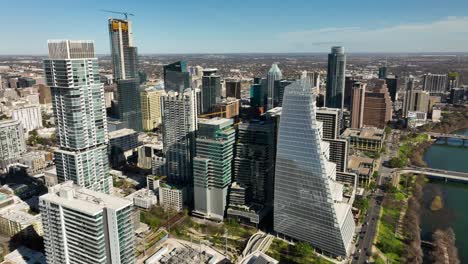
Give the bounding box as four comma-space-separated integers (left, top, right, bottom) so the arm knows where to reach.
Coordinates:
324, 139, 348, 173
266, 64, 282, 110
11, 105, 42, 134
378, 66, 388, 79
422, 73, 448, 95
348, 156, 375, 187
344, 76, 357, 109
17, 77, 36, 88
274, 78, 355, 257
326, 46, 346, 110
109, 128, 140, 167
385, 75, 398, 102
225, 79, 241, 99
342, 127, 385, 152
450, 87, 466, 105
403, 90, 430, 117
201, 69, 221, 114
39, 181, 134, 264
0, 120, 26, 170
140, 88, 165, 131
350, 82, 366, 129
44, 40, 111, 193
274, 79, 292, 107
108, 18, 142, 131
193, 118, 235, 220
161, 89, 198, 185
402, 76, 415, 117
316, 107, 341, 140
363, 81, 392, 128
250, 83, 263, 107
447, 72, 459, 90
163, 61, 190, 93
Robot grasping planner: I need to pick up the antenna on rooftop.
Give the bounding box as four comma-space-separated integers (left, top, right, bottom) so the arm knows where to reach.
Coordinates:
100, 9, 135, 20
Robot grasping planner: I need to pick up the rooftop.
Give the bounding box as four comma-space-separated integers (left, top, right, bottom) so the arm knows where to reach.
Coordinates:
342, 127, 385, 141
40, 181, 132, 215
109, 128, 138, 138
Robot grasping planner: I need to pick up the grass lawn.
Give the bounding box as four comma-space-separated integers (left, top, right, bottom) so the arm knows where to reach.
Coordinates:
267, 239, 334, 264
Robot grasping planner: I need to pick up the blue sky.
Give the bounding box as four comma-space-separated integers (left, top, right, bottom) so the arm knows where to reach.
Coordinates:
2, 0, 468, 54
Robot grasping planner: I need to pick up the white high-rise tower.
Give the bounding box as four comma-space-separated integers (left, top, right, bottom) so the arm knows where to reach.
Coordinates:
44, 40, 112, 193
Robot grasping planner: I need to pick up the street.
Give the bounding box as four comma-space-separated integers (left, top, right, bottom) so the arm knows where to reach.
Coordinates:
352, 130, 398, 263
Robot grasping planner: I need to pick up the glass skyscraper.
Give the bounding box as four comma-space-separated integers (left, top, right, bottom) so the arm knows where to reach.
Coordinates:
164, 61, 191, 93
108, 18, 142, 131
326, 46, 346, 110
274, 78, 355, 257
44, 40, 111, 193
266, 63, 282, 110
201, 69, 221, 114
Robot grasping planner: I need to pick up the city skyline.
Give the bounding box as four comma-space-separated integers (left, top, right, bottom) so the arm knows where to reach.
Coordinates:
2, 0, 468, 54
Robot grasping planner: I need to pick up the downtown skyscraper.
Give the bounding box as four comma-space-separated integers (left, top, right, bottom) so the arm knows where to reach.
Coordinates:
193, 118, 235, 220
266, 63, 282, 111
161, 89, 198, 185
274, 78, 355, 257
108, 18, 143, 131
44, 40, 112, 193
326, 46, 346, 111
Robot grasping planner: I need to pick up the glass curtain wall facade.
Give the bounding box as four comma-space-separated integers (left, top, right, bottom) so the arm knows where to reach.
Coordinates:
274, 78, 355, 258
326, 46, 346, 110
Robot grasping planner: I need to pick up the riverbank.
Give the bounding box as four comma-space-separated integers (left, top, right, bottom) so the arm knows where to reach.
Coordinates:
374, 174, 425, 263
419, 106, 468, 134
389, 133, 431, 168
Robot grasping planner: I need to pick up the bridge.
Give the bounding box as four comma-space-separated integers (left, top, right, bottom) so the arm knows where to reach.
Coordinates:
427, 132, 468, 144
399, 166, 468, 182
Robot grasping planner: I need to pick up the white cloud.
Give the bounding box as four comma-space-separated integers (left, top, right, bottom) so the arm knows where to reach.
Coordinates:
276, 17, 468, 52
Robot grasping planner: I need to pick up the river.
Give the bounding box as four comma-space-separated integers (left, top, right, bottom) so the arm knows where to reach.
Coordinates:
421, 128, 468, 263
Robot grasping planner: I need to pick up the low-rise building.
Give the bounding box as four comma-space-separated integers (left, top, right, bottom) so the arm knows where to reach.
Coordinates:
342, 127, 385, 152
138, 143, 163, 170
159, 182, 185, 212
0, 193, 43, 238
347, 156, 375, 187
109, 128, 140, 167
19, 151, 47, 175
125, 189, 158, 209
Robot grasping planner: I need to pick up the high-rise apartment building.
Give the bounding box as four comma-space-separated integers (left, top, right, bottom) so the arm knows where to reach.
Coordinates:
39, 181, 134, 264
11, 105, 42, 133
0, 119, 26, 169
193, 118, 235, 220
108, 18, 142, 131
161, 89, 198, 185
363, 81, 392, 128
350, 82, 366, 129
140, 88, 165, 131
225, 79, 241, 99
44, 40, 111, 193
163, 61, 190, 93
326, 46, 346, 110
422, 73, 448, 95
403, 90, 430, 116
274, 78, 355, 257
316, 107, 341, 140
201, 69, 221, 114
266, 64, 282, 110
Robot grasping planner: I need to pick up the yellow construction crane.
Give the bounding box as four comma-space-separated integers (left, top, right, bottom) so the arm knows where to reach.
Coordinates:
100, 9, 135, 20
198, 111, 226, 118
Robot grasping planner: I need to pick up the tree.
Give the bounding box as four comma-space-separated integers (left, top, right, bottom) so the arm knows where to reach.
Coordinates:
294, 242, 313, 258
